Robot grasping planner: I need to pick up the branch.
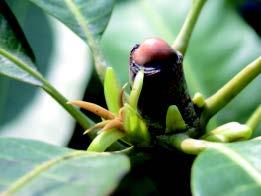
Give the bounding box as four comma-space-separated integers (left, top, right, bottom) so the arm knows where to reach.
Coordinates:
157, 133, 220, 155
201, 57, 261, 124
42, 82, 93, 129
172, 0, 207, 55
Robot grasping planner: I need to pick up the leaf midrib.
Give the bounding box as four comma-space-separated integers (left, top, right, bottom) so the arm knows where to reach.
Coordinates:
63, 0, 108, 80
214, 145, 261, 185
2, 150, 91, 195
64, 0, 105, 62
64, 0, 94, 44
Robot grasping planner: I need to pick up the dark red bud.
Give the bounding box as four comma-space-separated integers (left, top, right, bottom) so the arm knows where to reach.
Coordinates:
132, 38, 175, 66
129, 38, 200, 135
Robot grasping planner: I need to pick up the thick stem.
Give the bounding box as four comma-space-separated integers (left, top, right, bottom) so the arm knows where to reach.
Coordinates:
246, 105, 261, 130
157, 133, 220, 155
172, 0, 207, 55
201, 57, 261, 125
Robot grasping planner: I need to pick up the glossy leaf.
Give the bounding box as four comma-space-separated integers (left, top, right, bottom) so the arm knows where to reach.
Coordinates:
104, 67, 121, 114
0, 1, 42, 86
0, 137, 130, 195
0, 0, 53, 127
28, 0, 115, 78
101, 0, 261, 127
28, 0, 114, 42
192, 139, 261, 196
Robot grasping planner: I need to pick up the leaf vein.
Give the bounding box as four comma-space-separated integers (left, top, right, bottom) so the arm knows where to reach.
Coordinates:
215, 145, 261, 185
1, 151, 90, 195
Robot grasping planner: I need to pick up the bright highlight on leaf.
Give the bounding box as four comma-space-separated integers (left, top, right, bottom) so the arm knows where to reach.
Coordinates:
165, 105, 186, 133
201, 122, 252, 143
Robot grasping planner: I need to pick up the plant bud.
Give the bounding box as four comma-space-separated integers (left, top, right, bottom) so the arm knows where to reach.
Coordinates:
129, 38, 199, 135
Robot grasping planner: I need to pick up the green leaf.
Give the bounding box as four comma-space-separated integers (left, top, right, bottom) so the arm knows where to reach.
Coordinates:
0, 137, 130, 195
0, 1, 42, 86
101, 0, 261, 126
104, 67, 121, 114
191, 139, 261, 196
28, 0, 114, 42
0, 0, 55, 128
28, 0, 115, 79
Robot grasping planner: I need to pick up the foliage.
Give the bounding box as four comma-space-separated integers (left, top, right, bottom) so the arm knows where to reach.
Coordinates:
0, 0, 260, 195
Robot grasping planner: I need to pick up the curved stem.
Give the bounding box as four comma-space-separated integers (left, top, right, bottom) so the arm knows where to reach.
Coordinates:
87, 129, 125, 152
246, 105, 261, 130
42, 82, 92, 129
172, 0, 207, 55
201, 57, 261, 125
0, 49, 44, 84
157, 133, 220, 155
0, 49, 92, 129
1, 44, 129, 151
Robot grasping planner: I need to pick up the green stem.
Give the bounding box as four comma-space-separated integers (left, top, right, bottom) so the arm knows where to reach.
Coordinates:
87, 129, 125, 152
0, 49, 44, 84
172, 0, 207, 55
42, 81, 92, 129
246, 105, 261, 130
0, 49, 92, 129
201, 57, 261, 125
157, 133, 220, 155
1, 49, 128, 150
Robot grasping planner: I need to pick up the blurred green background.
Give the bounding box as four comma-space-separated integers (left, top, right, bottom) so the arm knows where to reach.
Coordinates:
0, 0, 260, 146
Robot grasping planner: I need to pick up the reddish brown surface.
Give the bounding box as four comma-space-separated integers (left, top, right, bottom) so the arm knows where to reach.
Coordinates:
132, 38, 175, 66
130, 38, 200, 135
